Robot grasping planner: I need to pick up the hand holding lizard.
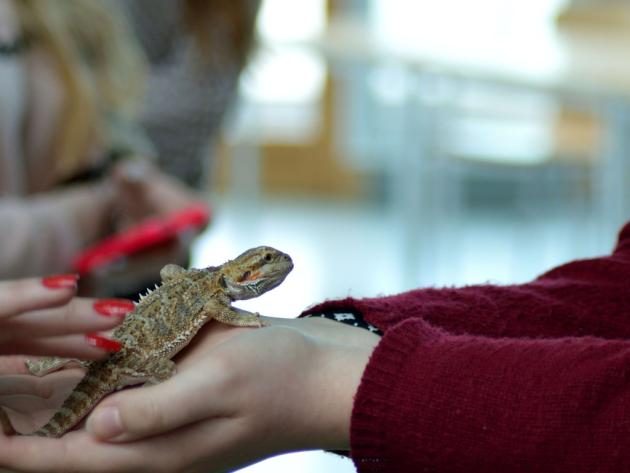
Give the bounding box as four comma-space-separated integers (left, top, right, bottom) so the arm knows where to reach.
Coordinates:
0, 316, 380, 473
0, 276, 132, 434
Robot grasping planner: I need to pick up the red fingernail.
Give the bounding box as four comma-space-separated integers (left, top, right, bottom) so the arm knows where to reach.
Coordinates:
93, 299, 135, 317
42, 274, 79, 289
85, 334, 122, 352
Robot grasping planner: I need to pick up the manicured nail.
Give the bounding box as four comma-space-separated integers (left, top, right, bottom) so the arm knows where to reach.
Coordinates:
42, 274, 79, 289
88, 406, 123, 440
93, 299, 135, 318
85, 334, 122, 352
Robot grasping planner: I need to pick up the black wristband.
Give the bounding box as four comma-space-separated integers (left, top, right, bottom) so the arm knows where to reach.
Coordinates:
304, 310, 383, 336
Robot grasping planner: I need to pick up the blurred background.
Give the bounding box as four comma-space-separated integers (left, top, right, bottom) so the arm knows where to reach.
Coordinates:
6, 0, 630, 471
186, 0, 630, 470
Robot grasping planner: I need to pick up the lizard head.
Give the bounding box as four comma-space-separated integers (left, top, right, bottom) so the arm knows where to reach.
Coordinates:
218, 246, 293, 300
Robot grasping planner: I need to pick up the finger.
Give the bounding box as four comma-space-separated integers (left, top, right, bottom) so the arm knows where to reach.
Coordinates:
86, 368, 223, 442
0, 368, 82, 398
3, 298, 134, 338
0, 432, 139, 473
0, 333, 123, 359
0, 275, 78, 319
1, 378, 260, 473
0, 356, 32, 375
0, 429, 169, 473
112, 159, 153, 185
0, 375, 42, 396
0, 418, 244, 473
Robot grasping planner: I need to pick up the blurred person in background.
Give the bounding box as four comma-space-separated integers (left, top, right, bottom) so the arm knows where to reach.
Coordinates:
0, 0, 260, 285
0, 0, 200, 281
115, 0, 261, 188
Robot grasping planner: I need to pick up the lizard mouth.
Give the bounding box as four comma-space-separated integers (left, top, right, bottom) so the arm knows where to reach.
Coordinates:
274, 259, 294, 276
262, 260, 294, 288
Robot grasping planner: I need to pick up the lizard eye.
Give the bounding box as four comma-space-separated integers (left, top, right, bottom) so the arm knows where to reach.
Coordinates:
264, 253, 272, 262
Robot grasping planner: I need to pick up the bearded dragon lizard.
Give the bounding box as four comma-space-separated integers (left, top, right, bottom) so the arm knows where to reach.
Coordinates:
24, 246, 293, 437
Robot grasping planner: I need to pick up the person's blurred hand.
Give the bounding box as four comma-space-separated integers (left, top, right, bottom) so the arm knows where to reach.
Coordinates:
78, 160, 209, 299
0, 316, 380, 473
110, 160, 206, 230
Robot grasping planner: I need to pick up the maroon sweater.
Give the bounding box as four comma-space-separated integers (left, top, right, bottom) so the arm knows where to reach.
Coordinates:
306, 222, 630, 472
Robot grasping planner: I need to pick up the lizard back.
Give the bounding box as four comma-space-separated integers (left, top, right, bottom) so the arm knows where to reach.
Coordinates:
34, 270, 220, 437
29, 246, 293, 437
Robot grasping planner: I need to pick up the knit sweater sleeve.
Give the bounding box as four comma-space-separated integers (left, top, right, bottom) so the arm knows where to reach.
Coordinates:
351, 318, 630, 472
304, 222, 630, 339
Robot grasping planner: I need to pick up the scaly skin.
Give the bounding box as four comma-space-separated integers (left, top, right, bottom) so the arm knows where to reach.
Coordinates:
26, 246, 293, 437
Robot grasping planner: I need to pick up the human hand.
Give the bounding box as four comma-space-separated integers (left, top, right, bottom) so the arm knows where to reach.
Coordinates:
0, 275, 131, 363
0, 275, 133, 434
79, 160, 207, 298
0, 316, 380, 473
110, 160, 206, 229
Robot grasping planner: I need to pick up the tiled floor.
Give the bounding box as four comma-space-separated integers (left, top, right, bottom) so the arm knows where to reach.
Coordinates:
190, 195, 613, 473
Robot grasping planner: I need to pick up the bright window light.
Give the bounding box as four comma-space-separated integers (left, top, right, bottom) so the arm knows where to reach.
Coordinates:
369, 0, 570, 74
241, 0, 327, 106
257, 0, 326, 43
242, 48, 325, 105
232, 0, 327, 141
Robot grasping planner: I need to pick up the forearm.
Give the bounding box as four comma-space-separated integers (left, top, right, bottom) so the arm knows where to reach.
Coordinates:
0, 184, 114, 278
351, 319, 630, 473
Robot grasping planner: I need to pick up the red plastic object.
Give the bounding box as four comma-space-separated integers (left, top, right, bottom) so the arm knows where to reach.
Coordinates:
73, 203, 211, 275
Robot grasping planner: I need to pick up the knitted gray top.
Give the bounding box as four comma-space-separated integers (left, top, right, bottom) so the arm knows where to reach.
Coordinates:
115, 0, 260, 188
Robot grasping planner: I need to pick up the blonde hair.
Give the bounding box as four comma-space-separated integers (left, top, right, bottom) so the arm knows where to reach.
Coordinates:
15, 0, 145, 180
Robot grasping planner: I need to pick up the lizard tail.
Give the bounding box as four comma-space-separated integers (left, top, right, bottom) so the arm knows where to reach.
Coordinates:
32, 365, 117, 438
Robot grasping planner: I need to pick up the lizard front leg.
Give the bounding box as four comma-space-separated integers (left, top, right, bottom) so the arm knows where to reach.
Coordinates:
204, 300, 264, 328
143, 359, 177, 386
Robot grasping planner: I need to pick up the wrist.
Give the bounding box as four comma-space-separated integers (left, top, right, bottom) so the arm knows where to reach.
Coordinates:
248, 318, 380, 452
302, 334, 377, 451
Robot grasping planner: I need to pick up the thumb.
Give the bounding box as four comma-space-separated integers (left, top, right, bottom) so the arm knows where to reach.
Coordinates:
86, 372, 209, 442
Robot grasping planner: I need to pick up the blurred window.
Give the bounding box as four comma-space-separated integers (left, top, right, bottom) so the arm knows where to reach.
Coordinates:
257, 0, 326, 43
369, 0, 569, 73
357, 0, 575, 167
232, 0, 327, 143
